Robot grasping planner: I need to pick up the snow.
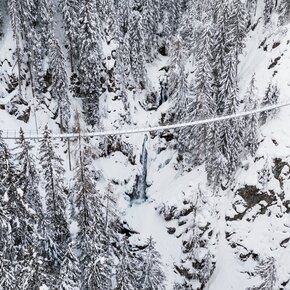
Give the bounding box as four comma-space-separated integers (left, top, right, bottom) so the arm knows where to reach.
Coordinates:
1, 1, 290, 289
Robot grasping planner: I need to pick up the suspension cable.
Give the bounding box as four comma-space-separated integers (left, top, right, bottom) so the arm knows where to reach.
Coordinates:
1, 101, 288, 140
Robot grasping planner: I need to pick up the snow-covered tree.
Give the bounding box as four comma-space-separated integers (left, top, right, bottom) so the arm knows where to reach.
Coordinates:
259, 83, 280, 125
278, 0, 290, 25
142, 0, 160, 61
78, 0, 102, 127
243, 75, 259, 157
49, 38, 71, 132
58, 243, 81, 290
39, 126, 70, 267
115, 236, 138, 290
187, 15, 215, 166
248, 257, 277, 290
14, 128, 43, 228
263, 0, 275, 24
139, 237, 166, 290
128, 10, 147, 88
228, 0, 247, 65
61, 0, 79, 71
73, 132, 112, 289
8, 0, 23, 96
18, 0, 45, 102
37, 0, 54, 49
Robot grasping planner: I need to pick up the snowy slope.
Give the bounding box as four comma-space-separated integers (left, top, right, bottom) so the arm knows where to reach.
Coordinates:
1, 1, 290, 289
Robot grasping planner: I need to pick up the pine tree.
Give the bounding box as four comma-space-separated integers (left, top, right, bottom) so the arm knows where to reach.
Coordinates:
246, 0, 258, 18
38, 0, 54, 49
167, 36, 188, 124
219, 50, 243, 179
128, 10, 147, 88
278, 0, 290, 25
49, 38, 71, 132
14, 128, 43, 221
39, 126, 70, 268
162, 0, 181, 34
205, 122, 227, 187
212, 0, 231, 114
62, 0, 79, 71
140, 237, 166, 290
188, 16, 215, 166
243, 76, 259, 157
0, 130, 41, 289
58, 243, 81, 290
260, 83, 280, 125
142, 0, 160, 61
73, 132, 112, 289
0, 131, 14, 287
8, 0, 23, 96
78, 0, 103, 127
115, 236, 138, 290
248, 257, 277, 290
263, 0, 275, 24
228, 0, 247, 65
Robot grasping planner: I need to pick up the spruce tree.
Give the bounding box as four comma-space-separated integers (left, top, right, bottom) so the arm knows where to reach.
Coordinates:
115, 236, 137, 290
248, 257, 277, 290
8, 0, 23, 96
228, 0, 247, 65
78, 0, 103, 127
263, 0, 275, 24
243, 76, 259, 157
18, 0, 44, 100
39, 125, 70, 268
62, 0, 79, 71
140, 237, 166, 290
73, 133, 112, 289
278, 0, 290, 25
189, 16, 215, 166
128, 10, 147, 88
49, 38, 71, 132
14, 128, 43, 221
58, 243, 81, 290
142, 0, 160, 61
260, 83, 280, 125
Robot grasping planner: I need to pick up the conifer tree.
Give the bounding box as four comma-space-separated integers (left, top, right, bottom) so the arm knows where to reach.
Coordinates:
14, 128, 43, 221
243, 76, 259, 157
228, 0, 247, 65
115, 236, 137, 290
73, 132, 112, 289
205, 122, 227, 187
219, 50, 243, 179
0, 130, 41, 289
188, 16, 215, 166
8, 0, 23, 96
142, 0, 160, 61
39, 126, 70, 267
58, 243, 81, 290
62, 0, 79, 71
248, 257, 277, 290
260, 83, 280, 125
78, 0, 103, 127
38, 0, 54, 49
49, 38, 71, 132
19, 0, 44, 102
0, 131, 14, 287
263, 0, 275, 24
128, 10, 147, 88
278, 0, 290, 25
140, 237, 166, 290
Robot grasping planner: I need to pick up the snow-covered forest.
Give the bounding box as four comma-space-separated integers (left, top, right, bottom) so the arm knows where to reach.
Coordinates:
0, 0, 290, 289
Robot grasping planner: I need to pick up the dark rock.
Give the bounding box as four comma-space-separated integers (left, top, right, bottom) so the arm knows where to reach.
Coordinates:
167, 227, 176, 235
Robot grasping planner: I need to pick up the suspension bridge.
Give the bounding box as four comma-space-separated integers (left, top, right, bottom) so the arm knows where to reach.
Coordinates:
1, 101, 289, 140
